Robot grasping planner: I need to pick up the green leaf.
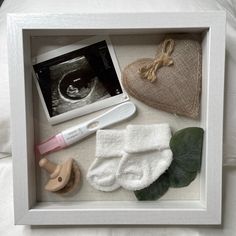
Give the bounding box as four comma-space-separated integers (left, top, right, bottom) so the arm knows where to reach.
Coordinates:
170, 127, 204, 172
134, 127, 204, 200
134, 172, 170, 201
168, 161, 198, 188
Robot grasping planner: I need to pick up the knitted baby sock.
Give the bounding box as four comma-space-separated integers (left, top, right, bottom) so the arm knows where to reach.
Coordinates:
116, 124, 173, 191
87, 130, 125, 192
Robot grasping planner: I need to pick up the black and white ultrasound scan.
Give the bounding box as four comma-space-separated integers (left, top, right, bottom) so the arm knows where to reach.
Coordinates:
33, 39, 123, 118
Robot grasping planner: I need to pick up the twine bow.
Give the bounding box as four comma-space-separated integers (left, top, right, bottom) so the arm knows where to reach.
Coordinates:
139, 39, 175, 82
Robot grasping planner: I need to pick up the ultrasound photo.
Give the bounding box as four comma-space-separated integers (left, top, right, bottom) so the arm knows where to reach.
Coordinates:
49, 56, 111, 116
33, 39, 123, 119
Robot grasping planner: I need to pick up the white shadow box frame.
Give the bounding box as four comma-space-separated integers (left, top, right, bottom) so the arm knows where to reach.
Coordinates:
8, 12, 226, 225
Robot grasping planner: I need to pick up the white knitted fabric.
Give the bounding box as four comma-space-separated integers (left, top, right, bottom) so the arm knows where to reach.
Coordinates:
86, 130, 125, 192
87, 124, 173, 192
124, 124, 172, 153
116, 124, 173, 191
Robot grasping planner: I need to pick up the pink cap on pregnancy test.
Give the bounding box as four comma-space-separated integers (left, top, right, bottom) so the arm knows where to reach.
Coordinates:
37, 134, 67, 155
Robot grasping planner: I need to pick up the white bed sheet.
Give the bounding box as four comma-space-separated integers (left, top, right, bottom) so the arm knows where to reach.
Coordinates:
1, 0, 236, 234
0, 63, 11, 158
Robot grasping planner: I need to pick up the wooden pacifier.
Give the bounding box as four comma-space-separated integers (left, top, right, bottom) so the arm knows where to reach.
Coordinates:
39, 158, 81, 194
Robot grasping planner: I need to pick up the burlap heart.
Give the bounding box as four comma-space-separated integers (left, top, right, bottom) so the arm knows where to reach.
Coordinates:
122, 35, 202, 119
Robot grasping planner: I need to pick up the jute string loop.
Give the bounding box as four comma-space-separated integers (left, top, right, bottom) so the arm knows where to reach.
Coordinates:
139, 39, 175, 82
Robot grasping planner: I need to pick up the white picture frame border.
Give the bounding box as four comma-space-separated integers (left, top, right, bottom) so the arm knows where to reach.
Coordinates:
32, 35, 128, 125
7, 12, 226, 225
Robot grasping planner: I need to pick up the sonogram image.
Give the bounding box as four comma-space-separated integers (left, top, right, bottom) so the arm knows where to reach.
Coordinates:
49, 56, 110, 117
33, 40, 123, 118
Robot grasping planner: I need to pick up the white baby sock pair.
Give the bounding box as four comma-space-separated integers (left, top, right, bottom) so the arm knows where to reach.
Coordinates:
87, 124, 173, 191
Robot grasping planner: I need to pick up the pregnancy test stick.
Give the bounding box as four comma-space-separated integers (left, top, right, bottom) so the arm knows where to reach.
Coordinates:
37, 102, 136, 155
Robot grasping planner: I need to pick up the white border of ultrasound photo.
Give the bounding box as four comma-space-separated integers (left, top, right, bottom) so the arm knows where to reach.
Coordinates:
32, 35, 129, 125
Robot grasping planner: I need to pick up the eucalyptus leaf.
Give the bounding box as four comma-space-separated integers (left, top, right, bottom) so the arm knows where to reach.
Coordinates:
170, 127, 204, 172
134, 172, 170, 201
134, 127, 204, 201
168, 161, 198, 188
